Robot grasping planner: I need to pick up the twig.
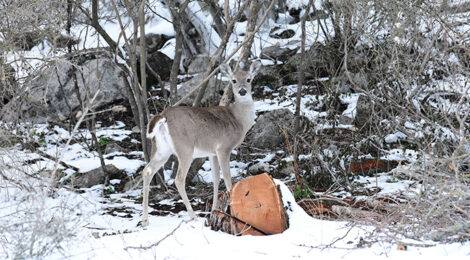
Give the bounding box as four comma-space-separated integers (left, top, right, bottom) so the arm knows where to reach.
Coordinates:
124, 220, 189, 250
321, 223, 357, 249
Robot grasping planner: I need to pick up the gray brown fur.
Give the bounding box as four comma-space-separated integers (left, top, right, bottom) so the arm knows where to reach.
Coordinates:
141, 61, 262, 226
147, 114, 164, 136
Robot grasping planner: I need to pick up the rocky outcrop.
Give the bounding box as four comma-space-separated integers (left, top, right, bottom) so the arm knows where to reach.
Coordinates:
1, 49, 126, 123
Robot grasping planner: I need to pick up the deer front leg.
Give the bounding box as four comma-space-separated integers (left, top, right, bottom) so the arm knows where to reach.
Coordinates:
216, 149, 232, 192
209, 156, 220, 211
175, 154, 197, 219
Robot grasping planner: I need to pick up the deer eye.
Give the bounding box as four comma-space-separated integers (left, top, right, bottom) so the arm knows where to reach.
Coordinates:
232, 79, 237, 84
246, 78, 251, 83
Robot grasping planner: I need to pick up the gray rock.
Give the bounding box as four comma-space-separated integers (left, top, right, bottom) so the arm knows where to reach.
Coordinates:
354, 95, 371, 128
261, 44, 299, 62
247, 109, 296, 149
270, 29, 296, 39
286, 42, 339, 77
248, 163, 273, 174
146, 51, 172, 81
72, 164, 121, 188
135, 33, 173, 54
0, 63, 16, 106
105, 143, 128, 155
188, 55, 210, 74
131, 126, 141, 134
1, 49, 126, 123
10, 31, 43, 51
176, 73, 221, 106
49, 34, 80, 49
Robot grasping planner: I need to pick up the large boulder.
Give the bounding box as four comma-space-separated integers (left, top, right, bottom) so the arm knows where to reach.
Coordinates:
247, 109, 297, 149
176, 73, 221, 106
1, 49, 127, 123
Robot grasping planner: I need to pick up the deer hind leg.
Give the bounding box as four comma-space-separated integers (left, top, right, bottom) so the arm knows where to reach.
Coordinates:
216, 149, 232, 192
174, 151, 197, 219
209, 156, 220, 211
142, 152, 170, 227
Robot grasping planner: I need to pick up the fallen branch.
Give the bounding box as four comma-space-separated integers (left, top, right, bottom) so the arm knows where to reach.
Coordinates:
34, 149, 79, 172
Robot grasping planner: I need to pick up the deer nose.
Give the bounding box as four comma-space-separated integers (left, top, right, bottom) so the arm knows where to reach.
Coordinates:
239, 88, 247, 96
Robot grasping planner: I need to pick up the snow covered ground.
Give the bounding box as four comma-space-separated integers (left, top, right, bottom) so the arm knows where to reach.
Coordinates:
42, 181, 468, 260
1, 98, 469, 259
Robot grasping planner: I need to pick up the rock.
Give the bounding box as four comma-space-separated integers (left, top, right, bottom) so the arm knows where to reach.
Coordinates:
131, 126, 141, 133
135, 33, 173, 54
248, 163, 273, 174
270, 29, 296, 39
247, 109, 296, 149
1, 49, 127, 123
261, 44, 299, 62
145, 51, 173, 82
0, 63, 16, 106
134, 33, 174, 86
187, 55, 210, 74
10, 31, 43, 50
104, 143, 128, 154
72, 164, 121, 188
176, 73, 220, 106
286, 42, 341, 78
354, 95, 371, 128
49, 34, 80, 49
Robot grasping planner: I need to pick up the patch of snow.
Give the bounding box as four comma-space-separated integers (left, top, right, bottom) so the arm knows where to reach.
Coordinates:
159, 38, 176, 59
381, 149, 419, 162
385, 131, 407, 143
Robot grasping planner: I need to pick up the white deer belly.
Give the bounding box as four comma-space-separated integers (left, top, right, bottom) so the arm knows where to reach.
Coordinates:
193, 148, 216, 158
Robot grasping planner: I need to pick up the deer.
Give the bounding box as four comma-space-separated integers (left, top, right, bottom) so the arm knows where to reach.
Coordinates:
141, 60, 262, 227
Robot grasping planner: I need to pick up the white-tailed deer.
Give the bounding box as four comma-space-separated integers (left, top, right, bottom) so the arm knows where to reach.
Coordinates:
141, 61, 262, 226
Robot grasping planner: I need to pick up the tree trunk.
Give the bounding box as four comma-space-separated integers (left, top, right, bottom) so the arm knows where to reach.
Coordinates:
239, 0, 261, 67
166, 0, 186, 104
293, 0, 313, 185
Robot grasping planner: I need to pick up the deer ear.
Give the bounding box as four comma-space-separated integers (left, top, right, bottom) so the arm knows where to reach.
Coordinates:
249, 60, 262, 76
219, 63, 232, 77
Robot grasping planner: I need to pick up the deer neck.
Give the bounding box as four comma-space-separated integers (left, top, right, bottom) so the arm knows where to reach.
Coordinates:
229, 98, 255, 134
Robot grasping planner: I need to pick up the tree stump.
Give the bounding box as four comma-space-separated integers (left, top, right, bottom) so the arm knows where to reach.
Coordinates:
207, 173, 288, 236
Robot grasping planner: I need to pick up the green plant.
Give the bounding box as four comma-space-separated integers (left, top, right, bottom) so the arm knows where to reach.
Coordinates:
293, 185, 314, 200
34, 130, 46, 146
98, 136, 110, 146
